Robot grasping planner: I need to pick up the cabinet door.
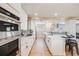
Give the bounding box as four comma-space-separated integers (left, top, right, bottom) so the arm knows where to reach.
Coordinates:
0, 44, 8, 56
21, 37, 28, 56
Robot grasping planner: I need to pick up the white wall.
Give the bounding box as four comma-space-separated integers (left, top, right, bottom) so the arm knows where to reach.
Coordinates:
65, 20, 76, 36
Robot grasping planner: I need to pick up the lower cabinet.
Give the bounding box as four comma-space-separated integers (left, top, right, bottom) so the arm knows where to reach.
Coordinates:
21, 36, 35, 56
0, 39, 18, 56
46, 35, 65, 56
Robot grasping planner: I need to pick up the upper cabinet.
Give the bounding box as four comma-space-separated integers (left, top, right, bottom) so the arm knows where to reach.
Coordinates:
0, 7, 20, 21
0, 3, 20, 17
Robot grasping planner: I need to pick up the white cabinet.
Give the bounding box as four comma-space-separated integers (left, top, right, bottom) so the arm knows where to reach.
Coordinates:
51, 35, 65, 56
45, 35, 65, 56
0, 3, 20, 17
21, 35, 35, 56
45, 36, 52, 54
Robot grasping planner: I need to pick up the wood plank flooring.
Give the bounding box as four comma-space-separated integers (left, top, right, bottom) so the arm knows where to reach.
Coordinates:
29, 35, 51, 56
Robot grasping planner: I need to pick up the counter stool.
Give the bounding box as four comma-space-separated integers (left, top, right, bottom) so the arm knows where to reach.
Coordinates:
65, 39, 79, 56
65, 39, 71, 51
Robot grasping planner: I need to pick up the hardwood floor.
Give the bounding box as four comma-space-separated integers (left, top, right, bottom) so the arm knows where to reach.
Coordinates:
16, 50, 20, 56
29, 35, 52, 56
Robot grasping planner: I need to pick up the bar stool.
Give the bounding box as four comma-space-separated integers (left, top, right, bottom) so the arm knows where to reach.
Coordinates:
65, 39, 71, 51
65, 39, 79, 56
69, 40, 79, 56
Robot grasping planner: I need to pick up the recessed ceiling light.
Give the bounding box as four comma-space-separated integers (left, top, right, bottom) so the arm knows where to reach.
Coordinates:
54, 13, 58, 16
34, 13, 38, 16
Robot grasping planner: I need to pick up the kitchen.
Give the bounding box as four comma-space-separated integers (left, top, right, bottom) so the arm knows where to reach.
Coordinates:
0, 3, 79, 56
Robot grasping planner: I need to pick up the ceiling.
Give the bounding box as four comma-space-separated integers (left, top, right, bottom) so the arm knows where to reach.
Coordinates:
21, 3, 79, 17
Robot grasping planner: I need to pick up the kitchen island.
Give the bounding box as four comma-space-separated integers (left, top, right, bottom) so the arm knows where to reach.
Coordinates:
45, 32, 66, 56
